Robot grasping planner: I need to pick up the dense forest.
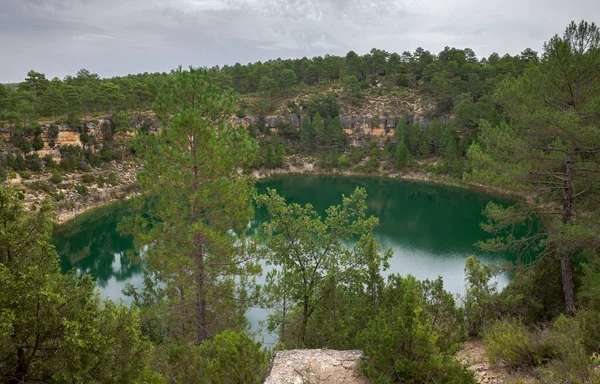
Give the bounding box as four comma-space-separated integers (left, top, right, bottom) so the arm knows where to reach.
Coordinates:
0, 29, 537, 178
0, 36, 536, 182
1, 20, 600, 384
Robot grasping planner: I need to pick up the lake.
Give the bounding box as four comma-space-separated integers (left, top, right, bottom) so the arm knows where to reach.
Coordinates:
54, 175, 515, 345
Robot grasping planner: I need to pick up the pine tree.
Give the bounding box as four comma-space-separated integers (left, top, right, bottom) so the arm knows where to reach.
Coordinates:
395, 140, 411, 170
469, 21, 600, 315
312, 112, 325, 147
123, 67, 259, 347
300, 116, 315, 152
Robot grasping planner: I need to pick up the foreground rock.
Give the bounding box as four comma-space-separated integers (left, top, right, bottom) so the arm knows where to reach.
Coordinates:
264, 349, 369, 384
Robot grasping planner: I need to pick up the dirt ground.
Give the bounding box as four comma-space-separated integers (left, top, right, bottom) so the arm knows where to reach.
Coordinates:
457, 340, 538, 384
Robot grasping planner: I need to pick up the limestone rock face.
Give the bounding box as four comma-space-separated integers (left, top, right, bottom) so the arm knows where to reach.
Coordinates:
264, 349, 370, 384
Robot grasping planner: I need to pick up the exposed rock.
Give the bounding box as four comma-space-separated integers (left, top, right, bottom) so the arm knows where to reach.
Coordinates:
264, 349, 369, 384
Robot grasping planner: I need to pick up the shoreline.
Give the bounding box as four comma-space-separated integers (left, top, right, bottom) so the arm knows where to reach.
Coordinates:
54, 162, 524, 226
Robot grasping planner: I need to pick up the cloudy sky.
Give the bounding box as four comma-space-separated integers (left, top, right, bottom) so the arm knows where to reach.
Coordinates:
0, 0, 598, 82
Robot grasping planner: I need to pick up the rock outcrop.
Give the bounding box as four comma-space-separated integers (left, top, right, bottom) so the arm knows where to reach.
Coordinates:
264, 349, 369, 384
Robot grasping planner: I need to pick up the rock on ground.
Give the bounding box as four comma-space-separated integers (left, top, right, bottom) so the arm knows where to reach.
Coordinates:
264, 349, 370, 384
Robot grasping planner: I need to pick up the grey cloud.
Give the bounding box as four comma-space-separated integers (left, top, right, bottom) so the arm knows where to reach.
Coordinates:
1, 0, 599, 82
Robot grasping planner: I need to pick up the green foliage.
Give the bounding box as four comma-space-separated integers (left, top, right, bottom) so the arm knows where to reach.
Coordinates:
483, 313, 600, 382
483, 318, 547, 368
43, 154, 57, 168
299, 116, 315, 152
32, 135, 44, 151
24, 180, 54, 194
123, 66, 260, 356
337, 155, 351, 168
74, 184, 88, 195
394, 140, 411, 170
469, 21, 600, 315
0, 186, 157, 383
195, 330, 270, 384
463, 256, 498, 336
540, 314, 600, 383
358, 275, 476, 384
25, 153, 42, 172
364, 151, 380, 173
497, 255, 564, 324
97, 174, 106, 187
256, 187, 380, 347
80, 173, 95, 184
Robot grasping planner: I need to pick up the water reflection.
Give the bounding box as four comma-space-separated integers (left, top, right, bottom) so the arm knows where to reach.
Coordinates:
55, 201, 141, 302
54, 176, 516, 341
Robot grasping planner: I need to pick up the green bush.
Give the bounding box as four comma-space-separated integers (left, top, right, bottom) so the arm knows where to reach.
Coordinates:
463, 256, 498, 336
482, 318, 547, 368
576, 310, 600, 353
19, 171, 31, 180
363, 155, 380, 173
349, 147, 365, 165
540, 315, 600, 383
196, 330, 270, 384
75, 184, 88, 195
81, 173, 95, 184
107, 172, 118, 185
50, 169, 63, 184
97, 175, 106, 188
32, 135, 44, 151
497, 254, 564, 325
358, 275, 476, 384
26, 154, 42, 172
25, 181, 55, 195
43, 154, 58, 169
337, 155, 351, 169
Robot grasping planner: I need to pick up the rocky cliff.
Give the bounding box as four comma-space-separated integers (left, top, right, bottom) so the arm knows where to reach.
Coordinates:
264, 349, 369, 384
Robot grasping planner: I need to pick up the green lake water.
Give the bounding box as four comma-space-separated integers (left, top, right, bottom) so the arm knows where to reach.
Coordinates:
54, 175, 515, 344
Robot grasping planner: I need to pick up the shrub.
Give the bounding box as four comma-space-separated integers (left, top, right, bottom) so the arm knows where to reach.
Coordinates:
497, 254, 564, 325
348, 146, 364, 165
17, 137, 32, 153
337, 155, 351, 169
107, 172, 118, 185
97, 175, 106, 188
81, 173, 95, 184
463, 256, 498, 336
32, 135, 44, 151
26, 154, 42, 172
196, 330, 270, 384
12, 154, 27, 171
19, 171, 31, 180
483, 318, 547, 368
540, 315, 600, 383
43, 154, 58, 169
358, 275, 476, 384
576, 310, 600, 353
50, 169, 63, 184
363, 155, 380, 173
25, 181, 54, 195
75, 184, 88, 195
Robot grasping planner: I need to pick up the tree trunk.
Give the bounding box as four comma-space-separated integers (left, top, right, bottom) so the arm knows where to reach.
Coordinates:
300, 296, 309, 346
194, 231, 207, 345
191, 132, 207, 345
8, 348, 28, 384
561, 148, 576, 316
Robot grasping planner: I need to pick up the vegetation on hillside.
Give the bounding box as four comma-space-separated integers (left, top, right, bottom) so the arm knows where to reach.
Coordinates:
1, 20, 599, 383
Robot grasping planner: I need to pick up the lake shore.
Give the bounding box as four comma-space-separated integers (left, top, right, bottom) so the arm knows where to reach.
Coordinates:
46, 157, 523, 226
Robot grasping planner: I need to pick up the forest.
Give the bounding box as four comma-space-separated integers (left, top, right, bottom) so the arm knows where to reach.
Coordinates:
1, 20, 599, 384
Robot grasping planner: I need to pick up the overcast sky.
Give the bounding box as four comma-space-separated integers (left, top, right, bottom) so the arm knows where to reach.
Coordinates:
0, 0, 598, 83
